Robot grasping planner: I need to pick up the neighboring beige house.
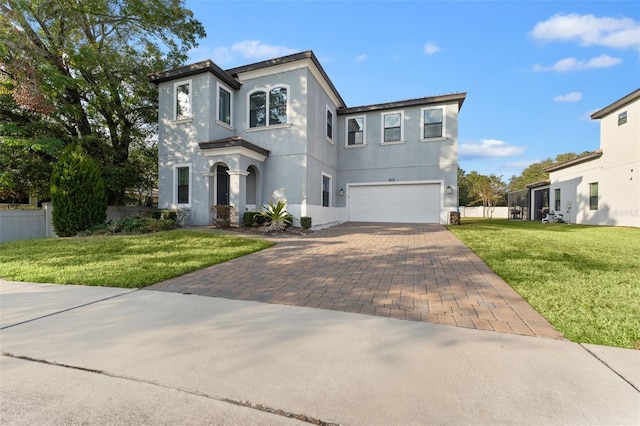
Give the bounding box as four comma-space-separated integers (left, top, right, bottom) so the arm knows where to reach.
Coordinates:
544, 88, 639, 227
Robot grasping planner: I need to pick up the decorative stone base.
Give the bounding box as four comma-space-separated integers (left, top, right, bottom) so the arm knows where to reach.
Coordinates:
211, 205, 239, 227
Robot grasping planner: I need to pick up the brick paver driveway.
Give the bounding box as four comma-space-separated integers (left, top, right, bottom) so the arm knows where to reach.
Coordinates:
148, 223, 562, 339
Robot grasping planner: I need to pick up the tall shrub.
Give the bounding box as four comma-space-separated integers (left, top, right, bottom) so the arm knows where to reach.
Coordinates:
51, 145, 107, 236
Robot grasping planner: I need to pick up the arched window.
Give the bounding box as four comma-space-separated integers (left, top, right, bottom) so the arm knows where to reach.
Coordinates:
248, 86, 288, 128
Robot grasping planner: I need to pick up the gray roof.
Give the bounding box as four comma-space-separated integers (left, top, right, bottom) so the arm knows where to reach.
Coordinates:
543, 150, 603, 173
338, 93, 467, 115
149, 60, 241, 90
591, 88, 640, 119
199, 136, 270, 157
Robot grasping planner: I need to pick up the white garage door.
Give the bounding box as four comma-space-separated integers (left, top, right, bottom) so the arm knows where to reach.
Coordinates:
349, 183, 441, 223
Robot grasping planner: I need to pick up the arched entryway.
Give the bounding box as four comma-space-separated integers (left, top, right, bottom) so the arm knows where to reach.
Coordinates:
210, 163, 229, 205
246, 165, 258, 206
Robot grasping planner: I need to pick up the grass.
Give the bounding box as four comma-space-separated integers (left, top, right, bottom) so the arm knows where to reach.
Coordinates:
0, 230, 273, 288
447, 219, 640, 349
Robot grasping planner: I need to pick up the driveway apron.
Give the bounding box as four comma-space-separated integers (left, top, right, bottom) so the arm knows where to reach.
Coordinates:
148, 223, 562, 339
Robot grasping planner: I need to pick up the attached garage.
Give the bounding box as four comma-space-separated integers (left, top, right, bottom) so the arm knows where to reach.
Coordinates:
348, 182, 442, 223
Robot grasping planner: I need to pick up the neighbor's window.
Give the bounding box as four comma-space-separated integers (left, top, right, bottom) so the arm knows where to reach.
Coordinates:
554, 189, 561, 211
218, 86, 232, 126
175, 81, 191, 120
347, 117, 365, 145
382, 111, 403, 142
322, 174, 331, 207
249, 86, 288, 128
618, 111, 627, 126
422, 107, 444, 139
326, 108, 333, 139
176, 166, 190, 205
589, 182, 598, 210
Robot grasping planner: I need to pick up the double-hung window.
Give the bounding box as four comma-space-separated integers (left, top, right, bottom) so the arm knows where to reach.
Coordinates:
174, 81, 192, 120
422, 107, 444, 139
326, 108, 334, 140
347, 116, 365, 145
382, 111, 403, 143
174, 164, 191, 206
218, 83, 232, 126
249, 86, 288, 128
589, 183, 598, 210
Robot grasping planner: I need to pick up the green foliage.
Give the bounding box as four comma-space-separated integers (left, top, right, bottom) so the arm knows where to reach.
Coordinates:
259, 200, 293, 232
50, 145, 107, 236
448, 219, 640, 349
462, 171, 507, 211
1, 0, 205, 204
0, 231, 273, 288
91, 217, 176, 235
242, 211, 256, 227
300, 216, 312, 229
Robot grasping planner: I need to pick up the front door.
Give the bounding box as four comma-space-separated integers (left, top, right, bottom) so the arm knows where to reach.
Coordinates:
216, 165, 229, 205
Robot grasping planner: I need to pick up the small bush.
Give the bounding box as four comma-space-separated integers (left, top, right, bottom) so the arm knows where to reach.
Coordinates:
242, 211, 255, 227
300, 216, 312, 229
254, 212, 268, 225
283, 214, 294, 227
85, 217, 177, 235
161, 210, 178, 222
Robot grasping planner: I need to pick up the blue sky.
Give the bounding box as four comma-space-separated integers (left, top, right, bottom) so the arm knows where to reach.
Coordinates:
185, 0, 640, 181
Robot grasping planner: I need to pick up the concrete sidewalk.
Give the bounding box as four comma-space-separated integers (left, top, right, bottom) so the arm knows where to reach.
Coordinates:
1, 280, 639, 425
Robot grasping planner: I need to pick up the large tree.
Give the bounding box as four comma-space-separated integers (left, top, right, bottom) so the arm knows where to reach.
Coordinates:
0, 0, 205, 204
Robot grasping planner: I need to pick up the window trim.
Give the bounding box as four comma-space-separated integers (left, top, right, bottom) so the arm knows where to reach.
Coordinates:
380, 110, 405, 145
173, 163, 192, 207
216, 81, 233, 129
321, 172, 332, 207
246, 84, 290, 129
326, 105, 334, 143
345, 115, 367, 147
589, 182, 598, 211
420, 106, 446, 141
554, 188, 561, 211
173, 79, 192, 121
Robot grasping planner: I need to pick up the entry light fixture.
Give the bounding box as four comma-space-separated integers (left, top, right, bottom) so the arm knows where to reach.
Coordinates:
446, 185, 453, 194
338, 188, 345, 196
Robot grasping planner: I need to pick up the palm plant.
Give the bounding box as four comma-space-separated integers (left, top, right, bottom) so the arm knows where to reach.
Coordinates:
258, 200, 293, 232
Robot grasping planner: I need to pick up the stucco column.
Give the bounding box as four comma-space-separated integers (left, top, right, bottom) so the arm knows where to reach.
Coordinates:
227, 169, 249, 226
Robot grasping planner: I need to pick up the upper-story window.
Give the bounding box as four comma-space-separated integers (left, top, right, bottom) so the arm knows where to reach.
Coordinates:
382, 111, 404, 143
347, 116, 366, 145
326, 107, 334, 140
217, 83, 232, 126
421, 106, 445, 139
618, 111, 627, 126
248, 85, 289, 128
174, 80, 192, 120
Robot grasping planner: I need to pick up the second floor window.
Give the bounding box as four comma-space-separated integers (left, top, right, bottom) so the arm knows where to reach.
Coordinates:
218, 86, 231, 125
383, 112, 402, 142
423, 107, 443, 139
347, 117, 365, 145
175, 81, 191, 120
249, 86, 288, 128
327, 109, 333, 139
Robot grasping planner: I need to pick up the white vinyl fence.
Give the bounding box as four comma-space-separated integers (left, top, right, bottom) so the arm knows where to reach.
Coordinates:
458, 206, 509, 219
0, 203, 55, 243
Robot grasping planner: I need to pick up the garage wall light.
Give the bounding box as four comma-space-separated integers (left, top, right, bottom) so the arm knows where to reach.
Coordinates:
338, 188, 344, 196
446, 185, 453, 194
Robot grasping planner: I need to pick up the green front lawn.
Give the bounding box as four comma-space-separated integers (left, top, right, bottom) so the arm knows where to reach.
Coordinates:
448, 219, 640, 349
0, 230, 273, 288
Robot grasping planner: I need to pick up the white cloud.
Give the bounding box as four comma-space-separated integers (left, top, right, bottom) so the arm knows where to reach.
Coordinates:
354, 54, 368, 62
553, 92, 582, 102
533, 54, 622, 72
579, 108, 601, 122
530, 13, 640, 50
211, 40, 297, 64
459, 139, 526, 160
423, 42, 441, 55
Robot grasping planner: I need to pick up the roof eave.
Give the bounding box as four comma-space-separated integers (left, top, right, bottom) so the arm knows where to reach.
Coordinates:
337, 92, 467, 115
590, 88, 640, 119
149, 60, 241, 90
543, 150, 603, 173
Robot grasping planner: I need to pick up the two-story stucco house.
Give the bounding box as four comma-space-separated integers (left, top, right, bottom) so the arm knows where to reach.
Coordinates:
150, 51, 465, 226
543, 88, 639, 227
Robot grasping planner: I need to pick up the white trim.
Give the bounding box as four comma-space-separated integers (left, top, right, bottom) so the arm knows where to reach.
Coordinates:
173, 79, 192, 121
420, 105, 446, 140
246, 84, 291, 129
379, 140, 405, 146
380, 110, 404, 143
321, 172, 332, 207
227, 169, 250, 177
215, 120, 235, 131
201, 146, 268, 163
345, 115, 366, 147
326, 105, 335, 142
173, 163, 192, 207
245, 123, 292, 133
216, 81, 234, 127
